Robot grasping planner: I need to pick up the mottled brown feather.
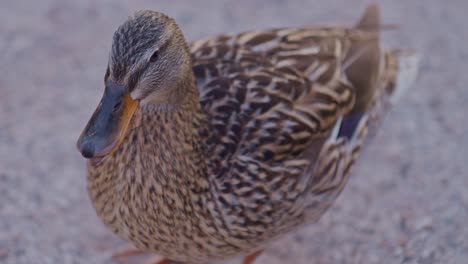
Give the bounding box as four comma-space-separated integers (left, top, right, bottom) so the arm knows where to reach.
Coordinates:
85, 4, 418, 263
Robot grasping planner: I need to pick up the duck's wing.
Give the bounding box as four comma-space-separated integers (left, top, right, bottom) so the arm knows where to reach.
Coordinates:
190, 34, 356, 167
190, 32, 356, 236
189, 23, 366, 161
189, 3, 418, 238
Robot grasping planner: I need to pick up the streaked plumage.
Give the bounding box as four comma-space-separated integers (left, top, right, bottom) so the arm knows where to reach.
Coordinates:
78, 3, 418, 264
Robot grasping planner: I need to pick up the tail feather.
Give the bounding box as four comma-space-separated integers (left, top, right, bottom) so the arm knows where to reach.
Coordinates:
363, 49, 419, 138
340, 3, 419, 139
355, 3, 381, 30
385, 49, 420, 104
344, 3, 381, 115
339, 3, 381, 139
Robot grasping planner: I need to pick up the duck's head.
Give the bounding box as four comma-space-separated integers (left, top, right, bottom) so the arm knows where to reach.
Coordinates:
77, 10, 192, 161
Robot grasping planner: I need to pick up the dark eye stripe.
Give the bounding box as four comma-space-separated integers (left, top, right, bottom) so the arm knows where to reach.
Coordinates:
128, 64, 149, 91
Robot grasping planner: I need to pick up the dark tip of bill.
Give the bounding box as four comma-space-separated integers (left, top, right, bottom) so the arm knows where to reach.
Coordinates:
78, 141, 96, 158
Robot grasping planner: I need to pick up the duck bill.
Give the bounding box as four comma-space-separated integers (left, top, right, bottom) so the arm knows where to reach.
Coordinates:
77, 81, 139, 161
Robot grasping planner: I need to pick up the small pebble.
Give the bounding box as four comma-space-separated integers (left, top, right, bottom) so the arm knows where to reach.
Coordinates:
414, 217, 433, 231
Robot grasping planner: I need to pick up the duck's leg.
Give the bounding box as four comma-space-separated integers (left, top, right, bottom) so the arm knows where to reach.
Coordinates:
242, 250, 264, 264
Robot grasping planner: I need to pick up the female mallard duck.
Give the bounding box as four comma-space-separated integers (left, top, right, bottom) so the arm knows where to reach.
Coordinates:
77, 3, 418, 264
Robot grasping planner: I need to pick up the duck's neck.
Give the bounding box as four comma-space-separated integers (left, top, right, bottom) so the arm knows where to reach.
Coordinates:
129, 77, 209, 185
136, 96, 209, 181
88, 77, 211, 201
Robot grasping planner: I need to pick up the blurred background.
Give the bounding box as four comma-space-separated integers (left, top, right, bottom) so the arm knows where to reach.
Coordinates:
1, 0, 467, 263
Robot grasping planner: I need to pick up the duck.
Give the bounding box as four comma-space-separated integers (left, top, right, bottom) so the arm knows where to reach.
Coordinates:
76, 3, 418, 264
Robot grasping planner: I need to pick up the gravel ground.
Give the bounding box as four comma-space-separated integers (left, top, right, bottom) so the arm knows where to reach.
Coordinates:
1, 0, 467, 263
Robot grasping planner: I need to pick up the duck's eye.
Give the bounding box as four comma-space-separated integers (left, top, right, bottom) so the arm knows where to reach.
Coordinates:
149, 50, 159, 63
